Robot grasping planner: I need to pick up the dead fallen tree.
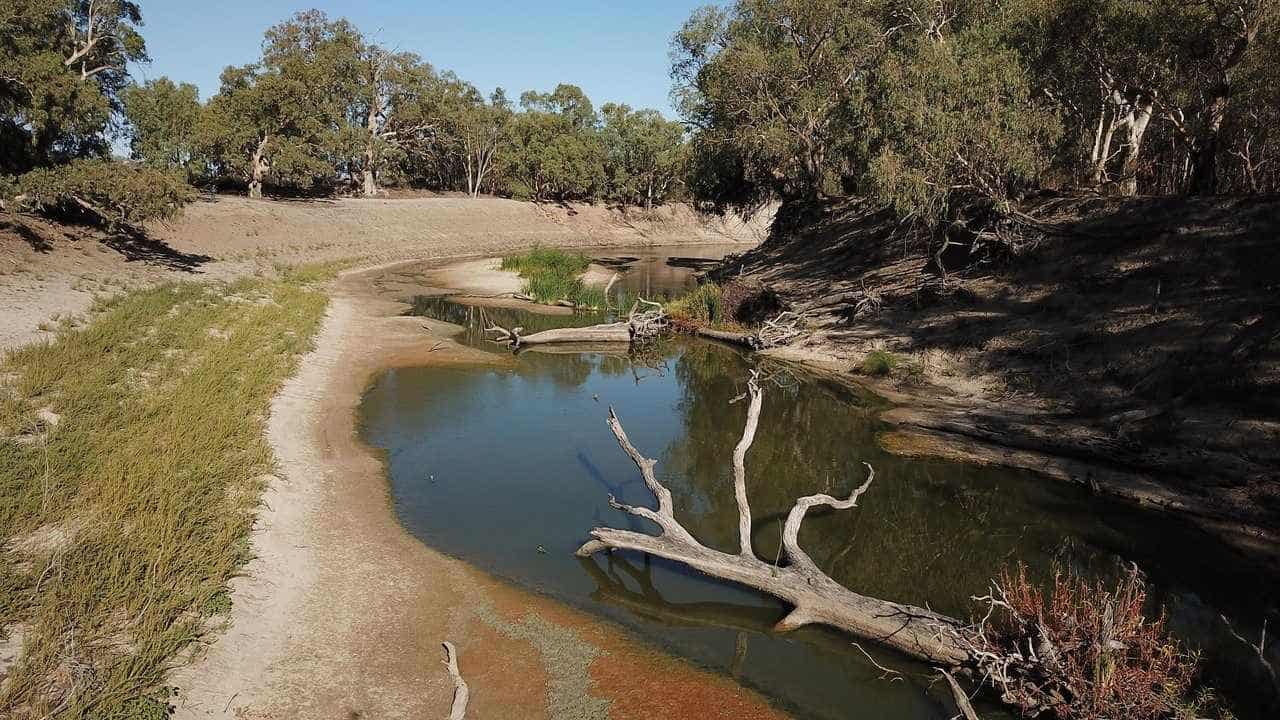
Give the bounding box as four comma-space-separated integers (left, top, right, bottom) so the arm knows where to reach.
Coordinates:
576, 369, 976, 665
486, 298, 668, 348
577, 371, 1209, 719
693, 312, 805, 350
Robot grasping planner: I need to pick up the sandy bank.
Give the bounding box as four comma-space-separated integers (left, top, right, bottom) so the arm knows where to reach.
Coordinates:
0, 196, 770, 352
168, 260, 788, 720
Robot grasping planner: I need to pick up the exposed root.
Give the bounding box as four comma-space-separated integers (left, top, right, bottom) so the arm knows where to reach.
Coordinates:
756, 311, 804, 348
693, 312, 805, 350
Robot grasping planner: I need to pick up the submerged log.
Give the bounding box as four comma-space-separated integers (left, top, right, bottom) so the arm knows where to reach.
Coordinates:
487, 323, 632, 346
576, 370, 977, 666
486, 298, 668, 349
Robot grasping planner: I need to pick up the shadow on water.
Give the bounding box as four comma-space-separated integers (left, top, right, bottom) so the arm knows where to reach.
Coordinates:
368, 301, 1278, 719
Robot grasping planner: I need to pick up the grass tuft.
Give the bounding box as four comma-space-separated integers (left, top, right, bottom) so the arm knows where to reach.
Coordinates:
665, 283, 722, 326
500, 247, 605, 308
859, 350, 900, 376
0, 270, 328, 716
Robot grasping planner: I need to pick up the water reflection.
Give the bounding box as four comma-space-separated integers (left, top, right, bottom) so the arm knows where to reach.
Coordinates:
360, 330, 1278, 719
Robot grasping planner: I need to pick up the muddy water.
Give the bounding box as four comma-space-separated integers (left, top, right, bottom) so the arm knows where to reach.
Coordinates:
361, 259, 1278, 719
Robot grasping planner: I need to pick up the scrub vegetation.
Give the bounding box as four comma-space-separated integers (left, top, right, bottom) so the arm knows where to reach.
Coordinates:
0, 272, 328, 716
500, 247, 606, 308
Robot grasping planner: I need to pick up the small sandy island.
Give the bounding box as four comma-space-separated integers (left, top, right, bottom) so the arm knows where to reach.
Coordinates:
425, 256, 619, 299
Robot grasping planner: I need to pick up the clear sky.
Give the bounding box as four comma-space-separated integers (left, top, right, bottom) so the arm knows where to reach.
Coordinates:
131, 1, 711, 118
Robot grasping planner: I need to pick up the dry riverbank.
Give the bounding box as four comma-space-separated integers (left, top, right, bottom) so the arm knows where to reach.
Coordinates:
168, 263, 788, 719
0, 195, 770, 350
1, 197, 775, 718
710, 194, 1280, 566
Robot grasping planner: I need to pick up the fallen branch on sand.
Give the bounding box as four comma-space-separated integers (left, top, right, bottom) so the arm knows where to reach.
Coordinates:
485, 298, 668, 349
441, 641, 469, 720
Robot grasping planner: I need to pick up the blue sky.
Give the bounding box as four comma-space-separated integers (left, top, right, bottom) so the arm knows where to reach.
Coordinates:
132, 1, 711, 118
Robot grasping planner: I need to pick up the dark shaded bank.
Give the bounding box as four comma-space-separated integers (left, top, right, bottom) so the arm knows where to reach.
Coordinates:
706, 194, 1280, 564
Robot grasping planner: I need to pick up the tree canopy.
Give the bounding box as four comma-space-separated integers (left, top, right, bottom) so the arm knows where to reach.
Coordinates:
674, 0, 1279, 220
6, 2, 1278, 228
1, 0, 191, 226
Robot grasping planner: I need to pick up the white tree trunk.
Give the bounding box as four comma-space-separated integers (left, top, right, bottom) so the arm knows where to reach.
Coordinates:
362, 99, 381, 197
249, 135, 270, 200
1118, 98, 1153, 196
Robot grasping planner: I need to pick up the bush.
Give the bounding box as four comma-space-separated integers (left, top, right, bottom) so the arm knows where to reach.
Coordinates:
719, 278, 785, 325
859, 350, 899, 376
982, 564, 1204, 720
13, 160, 195, 230
665, 282, 722, 326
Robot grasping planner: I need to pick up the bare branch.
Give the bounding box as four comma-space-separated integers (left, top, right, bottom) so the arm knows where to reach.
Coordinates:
731, 370, 763, 557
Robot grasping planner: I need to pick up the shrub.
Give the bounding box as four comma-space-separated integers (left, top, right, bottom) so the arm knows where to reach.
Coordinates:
12, 160, 195, 230
981, 564, 1203, 720
859, 350, 899, 376
665, 282, 722, 326
718, 278, 785, 325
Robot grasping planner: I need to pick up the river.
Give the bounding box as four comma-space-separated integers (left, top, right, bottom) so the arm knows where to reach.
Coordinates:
359, 247, 1277, 719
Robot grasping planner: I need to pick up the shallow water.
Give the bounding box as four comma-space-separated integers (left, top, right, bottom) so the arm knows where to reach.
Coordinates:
363, 261, 1278, 718
587, 243, 742, 299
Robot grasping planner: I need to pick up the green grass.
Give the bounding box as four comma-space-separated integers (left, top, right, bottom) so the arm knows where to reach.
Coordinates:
0, 272, 328, 717
500, 247, 606, 308
859, 350, 900, 376
499, 246, 591, 278
665, 282, 725, 327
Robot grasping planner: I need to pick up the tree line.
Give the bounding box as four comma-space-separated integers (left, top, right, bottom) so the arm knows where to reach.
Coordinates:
125, 9, 687, 204
1, 3, 688, 229
3, 1, 1277, 232
675, 0, 1278, 222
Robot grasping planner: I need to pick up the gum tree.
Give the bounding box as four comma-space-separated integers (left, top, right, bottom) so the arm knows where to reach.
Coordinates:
600, 103, 686, 208
122, 78, 204, 180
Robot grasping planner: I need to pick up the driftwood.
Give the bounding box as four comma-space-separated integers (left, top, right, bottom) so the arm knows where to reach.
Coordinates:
441, 641, 469, 720
694, 312, 805, 350
577, 370, 977, 666
486, 298, 668, 349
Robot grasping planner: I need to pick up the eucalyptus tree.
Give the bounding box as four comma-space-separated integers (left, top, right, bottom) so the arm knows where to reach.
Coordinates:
1024, 0, 1276, 195
1163, 0, 1275, 194
347, 44, 439, 196
202, 10, 360, 198
600, 103, 686, 208
672, 0, 883, 206
1218, 24, 1279, 192
864, 1, 1061, 222
0, 1, 198, 226
1, 0, 147, 170
504, 84, 606, 201
438, 81, 512, 197
122, 78, 204, 179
